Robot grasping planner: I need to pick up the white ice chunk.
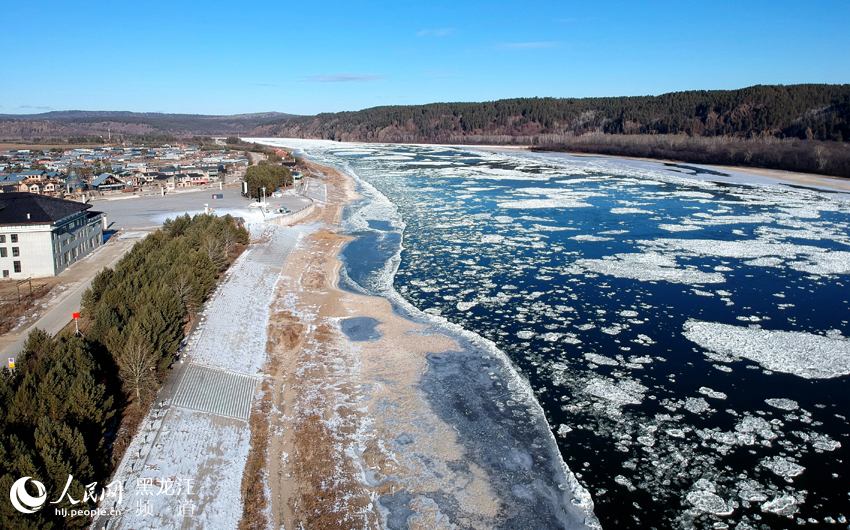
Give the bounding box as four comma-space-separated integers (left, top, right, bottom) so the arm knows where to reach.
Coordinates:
683, 320, 850, 379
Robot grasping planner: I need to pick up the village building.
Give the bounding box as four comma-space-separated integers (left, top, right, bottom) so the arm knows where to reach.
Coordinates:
0, 193, 105, 278
91, 173, 129, 192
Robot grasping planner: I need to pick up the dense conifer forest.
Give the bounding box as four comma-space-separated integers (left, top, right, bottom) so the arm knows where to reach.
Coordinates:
0, 214, 248, 528
264, 84, 850, 144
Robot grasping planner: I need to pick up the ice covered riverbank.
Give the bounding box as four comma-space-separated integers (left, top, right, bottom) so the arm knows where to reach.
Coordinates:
250, 152, 600, 529
250, 138, 850, 529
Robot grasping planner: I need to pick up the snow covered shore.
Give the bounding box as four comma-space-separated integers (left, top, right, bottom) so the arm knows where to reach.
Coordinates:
98, 220, 304, 528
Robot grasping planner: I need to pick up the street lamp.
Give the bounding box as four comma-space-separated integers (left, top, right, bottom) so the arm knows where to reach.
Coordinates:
261, 186, 266, 205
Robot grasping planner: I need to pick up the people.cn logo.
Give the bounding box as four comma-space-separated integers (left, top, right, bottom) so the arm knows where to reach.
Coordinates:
10, 477, 47, 514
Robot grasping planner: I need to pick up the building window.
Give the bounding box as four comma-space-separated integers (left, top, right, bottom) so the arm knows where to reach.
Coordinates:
0, 248, 5, 258
2, 270, 7, 278
0, 235, 5, 243
10, 234, 17, 243
11, 247, 19, 257
13, 261, 21, 273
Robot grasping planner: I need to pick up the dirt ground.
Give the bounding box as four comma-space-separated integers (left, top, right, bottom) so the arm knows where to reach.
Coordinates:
240, 161, 504, 530
0, 277, 57, 334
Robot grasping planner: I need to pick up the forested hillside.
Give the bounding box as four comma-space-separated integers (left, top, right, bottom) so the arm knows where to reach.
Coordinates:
3, 85, 847, 144
259, 84, 850, 144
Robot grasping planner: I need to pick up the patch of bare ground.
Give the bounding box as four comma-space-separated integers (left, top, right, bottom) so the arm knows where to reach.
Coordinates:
244, 159, 508, 529
110, 402, 150, 468
279, 241, 380, 528
267, 309, 306, 352
239, 379, 272, 529
239, 308, 304, 529
0, 278, 56, 333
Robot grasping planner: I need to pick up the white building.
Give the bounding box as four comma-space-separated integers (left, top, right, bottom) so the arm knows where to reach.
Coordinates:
0, 193, 105, 278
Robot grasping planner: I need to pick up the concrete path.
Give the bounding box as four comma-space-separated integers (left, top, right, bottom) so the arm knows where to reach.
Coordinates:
0, 232, 144, 356
96, 223, 303, 529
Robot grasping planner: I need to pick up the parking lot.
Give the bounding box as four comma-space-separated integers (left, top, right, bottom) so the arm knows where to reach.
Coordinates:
91, 186, 310, 230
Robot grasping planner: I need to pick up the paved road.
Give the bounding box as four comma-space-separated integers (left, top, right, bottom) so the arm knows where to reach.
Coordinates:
303, 178, 328, 203
0, 232, 145, 356
2, 185, 309, 357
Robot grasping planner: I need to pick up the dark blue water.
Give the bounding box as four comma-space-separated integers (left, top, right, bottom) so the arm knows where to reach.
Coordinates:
339, 316, 382, 341
290, 142, 850, 529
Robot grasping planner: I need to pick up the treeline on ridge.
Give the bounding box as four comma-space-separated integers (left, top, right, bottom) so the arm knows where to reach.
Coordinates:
535, 133, 850, 178
0, 214, 248, 529
266, 84, 850, 143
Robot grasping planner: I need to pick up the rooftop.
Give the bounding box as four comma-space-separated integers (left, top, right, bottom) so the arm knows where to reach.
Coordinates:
0, 192, 92, 225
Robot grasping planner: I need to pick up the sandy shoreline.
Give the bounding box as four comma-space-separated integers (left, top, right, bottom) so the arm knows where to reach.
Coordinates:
246, 158, 598, 528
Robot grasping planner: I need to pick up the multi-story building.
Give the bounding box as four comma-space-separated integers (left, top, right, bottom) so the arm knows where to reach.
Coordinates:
0, 193, 105, 278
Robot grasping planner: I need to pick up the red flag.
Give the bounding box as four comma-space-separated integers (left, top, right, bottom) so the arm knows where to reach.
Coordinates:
72, 312, 80, 319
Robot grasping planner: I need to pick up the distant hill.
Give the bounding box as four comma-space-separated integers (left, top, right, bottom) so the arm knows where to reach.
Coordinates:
3, 85, 848, 144
0, 111, 297, 141
258, 84, 850, 144
2, 85, 849, 176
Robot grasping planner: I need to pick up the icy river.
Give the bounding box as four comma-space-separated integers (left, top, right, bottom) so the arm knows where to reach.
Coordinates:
259, 139, 850, 529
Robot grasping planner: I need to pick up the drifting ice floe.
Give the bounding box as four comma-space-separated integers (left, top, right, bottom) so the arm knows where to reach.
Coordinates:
640, 238, 850, 276
687, 479, 734, 515
584, 353, 619, 366
569, 253, 725, 284
761, 494, 800, 516
682, 320, 850, 379
764, 398, 799, 411
761, 456, 805, 479
610, 207, 652, 214
683, 397, 712, 414
571, 234, 613, 242
498, 197, 591, 209
583, 376, 647, 410
658, 223, 702, 232
698, 387, 727, 400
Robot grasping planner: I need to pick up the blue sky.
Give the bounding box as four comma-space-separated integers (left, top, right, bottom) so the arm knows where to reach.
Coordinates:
3, 1, 848, 115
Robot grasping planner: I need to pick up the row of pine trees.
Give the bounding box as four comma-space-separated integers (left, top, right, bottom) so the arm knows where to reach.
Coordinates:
0, 214, 249, 528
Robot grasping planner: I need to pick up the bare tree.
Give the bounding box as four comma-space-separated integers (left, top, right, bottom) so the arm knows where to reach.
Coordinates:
203, 236, 228, 270
171, 272, 197, 316
221, 230, 237, 258
118, 331, 157, 403
813, 145, 827, 172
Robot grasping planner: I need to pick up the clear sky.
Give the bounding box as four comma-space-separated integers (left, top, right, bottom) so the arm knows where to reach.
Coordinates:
3, 1, 848, 116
